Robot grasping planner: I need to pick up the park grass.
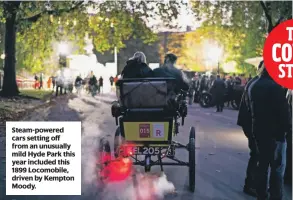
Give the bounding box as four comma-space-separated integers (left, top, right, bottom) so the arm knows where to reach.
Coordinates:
0, 89, 53, 123
19, 89, 53, 100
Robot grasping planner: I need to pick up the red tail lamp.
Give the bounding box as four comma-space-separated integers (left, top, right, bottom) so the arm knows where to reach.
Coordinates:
100, 157, 133, 182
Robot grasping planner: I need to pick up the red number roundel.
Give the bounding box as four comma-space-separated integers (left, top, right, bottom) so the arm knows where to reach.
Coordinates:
263, 19, 293, 89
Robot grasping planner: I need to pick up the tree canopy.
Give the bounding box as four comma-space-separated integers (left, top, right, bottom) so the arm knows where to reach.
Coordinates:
12, 1, 185, 74
190, 1, 292, 75
1, 1, 185, 96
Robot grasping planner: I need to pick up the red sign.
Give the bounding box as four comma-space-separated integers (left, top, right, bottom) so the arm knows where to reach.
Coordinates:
139, 124, 150, 138
263, 19, 293, 89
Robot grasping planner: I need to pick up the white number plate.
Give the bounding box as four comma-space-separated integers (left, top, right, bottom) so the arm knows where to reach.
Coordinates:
119, 146, 174, 156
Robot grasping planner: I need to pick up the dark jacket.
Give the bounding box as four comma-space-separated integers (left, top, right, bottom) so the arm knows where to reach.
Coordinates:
75, 76, 83, 85
247, 75, 290, 141
153, 65, 189, 93
121, 59, 153, 78
99, 78, 103, 86
237, 76, 259, 137
210, 78, 226, 98
89, 76, 97, 86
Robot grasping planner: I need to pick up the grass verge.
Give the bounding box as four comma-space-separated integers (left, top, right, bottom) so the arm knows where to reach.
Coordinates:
0, 89, 53, 123
19, 89, 53, 100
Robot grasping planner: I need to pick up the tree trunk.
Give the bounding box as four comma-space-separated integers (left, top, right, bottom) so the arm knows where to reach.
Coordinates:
1, 2, 20, 96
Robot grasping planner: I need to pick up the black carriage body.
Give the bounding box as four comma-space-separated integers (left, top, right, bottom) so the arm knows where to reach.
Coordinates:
116, 78, 177, 145
107, 78, 196, 192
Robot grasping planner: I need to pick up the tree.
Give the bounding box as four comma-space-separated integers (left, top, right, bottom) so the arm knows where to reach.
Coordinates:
1, 1, 185, 96
191, 1, 292, 75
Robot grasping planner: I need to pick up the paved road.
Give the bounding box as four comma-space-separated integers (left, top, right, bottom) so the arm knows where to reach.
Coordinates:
0, 93, 291, 200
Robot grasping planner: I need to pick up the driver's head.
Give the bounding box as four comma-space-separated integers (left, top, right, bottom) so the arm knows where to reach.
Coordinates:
130, 51, 146, 63
164, 53, 177, 65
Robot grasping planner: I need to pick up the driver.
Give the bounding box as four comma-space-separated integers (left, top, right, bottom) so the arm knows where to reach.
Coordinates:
153, 53, 189, 93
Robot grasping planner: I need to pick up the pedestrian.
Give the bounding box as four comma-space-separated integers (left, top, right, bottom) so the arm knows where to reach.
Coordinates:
99, 76, 104, 94
210, 74, 226, 112
225, 76, 233, 107
47, 77, 52, 89
52, 76, 56, 90
89, 72, 98, 96
34, 74, 38, 89
39, 73, 43, 89
237, 61, 263, 197
109, 76, 114, 87
75, 75, 83, 96
242, 62, 290, 200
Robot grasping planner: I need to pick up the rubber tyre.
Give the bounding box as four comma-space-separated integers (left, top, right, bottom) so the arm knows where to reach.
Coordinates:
114, 127, 125, 158
99, 138, 111, 162
189, 127, 196, 192
199, 93, 212, 108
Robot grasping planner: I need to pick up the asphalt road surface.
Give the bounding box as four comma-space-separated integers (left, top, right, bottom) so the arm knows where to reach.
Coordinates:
0, 92, 291, 200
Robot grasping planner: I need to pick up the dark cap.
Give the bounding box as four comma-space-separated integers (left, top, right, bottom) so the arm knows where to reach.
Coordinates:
164, 53, 177, 63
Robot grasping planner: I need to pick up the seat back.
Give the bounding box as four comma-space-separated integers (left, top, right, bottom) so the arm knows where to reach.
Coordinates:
116, 78, 176, 109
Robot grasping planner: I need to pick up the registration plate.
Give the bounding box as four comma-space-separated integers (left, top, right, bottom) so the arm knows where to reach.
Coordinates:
119, 146, 175, 156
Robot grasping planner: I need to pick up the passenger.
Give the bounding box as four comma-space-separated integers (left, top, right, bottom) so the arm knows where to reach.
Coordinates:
237, 61, 263, 197
121, 51, 153, 78
153, 53, 189, 93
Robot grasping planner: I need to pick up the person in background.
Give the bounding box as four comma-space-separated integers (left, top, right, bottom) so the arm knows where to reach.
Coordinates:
109, 76, 114, 87
47, 77, 52, 89
234, 74, 242, 85
89, 71, 98, 95
237, 61, 263, 197
121, 51, 153, 78
52, 76, 56, 90
225, 76, 233, 107
99, 76, 104, 94
210, 74, 226, 112
39, 73, 43, 89
242, 63, 290, 200
34, 74, 38, 89
75, 75, 83, 95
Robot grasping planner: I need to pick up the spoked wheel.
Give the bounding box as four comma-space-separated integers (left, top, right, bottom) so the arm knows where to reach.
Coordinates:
199, 93, 212, 108
188, 127, 196, 192
114, 126, 125, 158
98, 138, 111, 184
